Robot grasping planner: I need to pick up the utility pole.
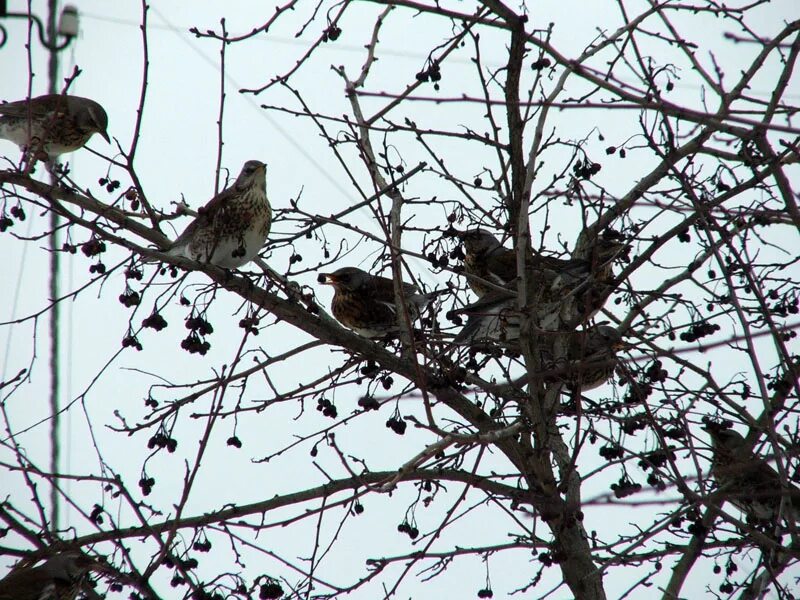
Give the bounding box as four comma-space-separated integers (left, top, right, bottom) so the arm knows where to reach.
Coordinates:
1, 0, 80, 533
47, 0, 61, 533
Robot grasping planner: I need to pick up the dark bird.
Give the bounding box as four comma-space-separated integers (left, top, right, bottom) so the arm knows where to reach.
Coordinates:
318, 267, 443, 338
705, 425, 799, 526
0, 94, 109, 159
450, 300, 622, 389
164, 160, 270, 268
0, 552, 111, 600
455, 228, 628, 333
541, 325, 623, 392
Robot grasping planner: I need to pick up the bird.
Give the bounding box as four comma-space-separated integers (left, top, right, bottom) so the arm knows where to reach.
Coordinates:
0, 94, 109, 159
449, 301, 622, 386
705, 425, 799, 526
455, 228, 629, 332
162, 160, 270, 269
0, 551, 110, 600
541, 325, 624, 392
318, 267, 443, 339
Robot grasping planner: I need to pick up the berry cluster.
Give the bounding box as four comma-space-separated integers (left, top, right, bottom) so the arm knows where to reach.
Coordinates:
321, 24, 341, 42
599, 443, 623, 461
316, 397, 337, 418
415, 62, 442, 86
397, 520, 419, 539
182, 314, 213, 355
0, 204, 23, 231
143, 312, 168, 331
82, 238, 106, 257
573, 159, 602, 180
644, 360, 667, 383
679, 321, 720, 342
386, 415, 406, 435
118, 288, 141, 308
124, 187, 140, 211
148, 432, 178, 453
139, 475, 155, 496
122, 334, 143, 351
611, 476, 642, 499
239, 315, 260, 335
98, 176, 121, 193
259, 580, 284, 600
357, 395, 380, 411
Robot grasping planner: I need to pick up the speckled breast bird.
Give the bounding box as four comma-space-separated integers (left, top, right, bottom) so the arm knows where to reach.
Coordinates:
705, 425, 799, 525
319, 267, 443, 338
542, 325, 624, 392
0, 552, 110, 600
0, 94, 109, 158
165, 160, 270, 268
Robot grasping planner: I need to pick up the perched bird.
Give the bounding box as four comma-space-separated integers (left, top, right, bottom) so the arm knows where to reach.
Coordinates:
541, 325, 623, 392
163, 160, 270, 268
705, 425, 799, 526
455, 228, 628, 332
0, 552, 110, 600
318, 267, 443, 339
0, 94, 109, 159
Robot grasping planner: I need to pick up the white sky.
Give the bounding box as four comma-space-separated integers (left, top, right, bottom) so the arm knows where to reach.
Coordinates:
1, 1, 798, 598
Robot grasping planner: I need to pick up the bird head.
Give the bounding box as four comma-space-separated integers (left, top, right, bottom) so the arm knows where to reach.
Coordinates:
456, 229, 503, 256
39, 551, 113, 581
704, 424, 748, 454
235, 160, 267, 190
318, 267, 370, 292
71, 97, 110, 143
591, 325, 624, 351
596, 230, 631, 263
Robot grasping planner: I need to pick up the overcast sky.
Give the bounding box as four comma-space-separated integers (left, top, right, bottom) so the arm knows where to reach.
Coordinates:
1, 1, 798, 598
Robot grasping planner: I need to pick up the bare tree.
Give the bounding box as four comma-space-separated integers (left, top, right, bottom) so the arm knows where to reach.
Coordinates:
1, 1, 798, 599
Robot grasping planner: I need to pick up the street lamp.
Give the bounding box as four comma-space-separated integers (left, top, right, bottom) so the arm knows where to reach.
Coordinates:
0, 1, 79, 51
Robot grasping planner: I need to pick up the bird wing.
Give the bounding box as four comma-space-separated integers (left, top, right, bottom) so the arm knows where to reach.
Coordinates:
168, 184, 238, 249
0, 565, 52, 600
368, 275, 420, 311
485, 247, 517, 283
0, 94, 64, 119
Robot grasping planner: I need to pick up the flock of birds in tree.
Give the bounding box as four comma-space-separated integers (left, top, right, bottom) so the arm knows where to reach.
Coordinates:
1, 93, 797, 597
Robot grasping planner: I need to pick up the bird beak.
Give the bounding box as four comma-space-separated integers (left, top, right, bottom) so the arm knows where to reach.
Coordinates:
99, 130, 111, 144
318, 273, 337, 285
